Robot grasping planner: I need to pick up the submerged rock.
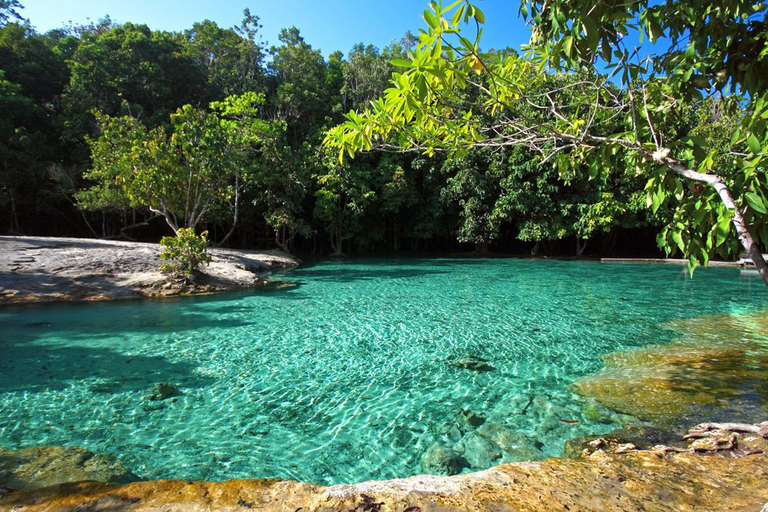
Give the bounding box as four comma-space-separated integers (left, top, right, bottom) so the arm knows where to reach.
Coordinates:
419, 443, 469, 476
0, 445, 138, 491
450, 355, 495, 372
582, 397, 614, 423
571, 310, 768, 424
456, 433, 502, 468
147, 382, 180, 401
458, 410, 486, 427
476, 422, 546, 461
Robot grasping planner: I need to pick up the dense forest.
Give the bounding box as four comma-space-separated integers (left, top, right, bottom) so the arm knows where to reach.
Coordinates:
0, 0, 727, 257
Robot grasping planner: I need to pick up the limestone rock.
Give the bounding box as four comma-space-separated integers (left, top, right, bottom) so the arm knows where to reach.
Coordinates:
0, 235, 300, 305
3, 446, 768, 511
0, 445, 138, 491
458, 410, 486, 427
419, 443, 469, 476
475, 422, 545, 461
450, 355, 495, 372
148, 382, 180, 401
456, 433, 502, 468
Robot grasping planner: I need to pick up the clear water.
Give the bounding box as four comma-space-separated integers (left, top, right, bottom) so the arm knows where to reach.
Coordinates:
0, 259, 766, 485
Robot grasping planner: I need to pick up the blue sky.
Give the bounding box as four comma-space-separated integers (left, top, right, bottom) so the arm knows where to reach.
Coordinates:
18, 0, 531, 57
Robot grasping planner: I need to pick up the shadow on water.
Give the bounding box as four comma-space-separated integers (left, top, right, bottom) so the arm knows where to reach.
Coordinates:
2, 298, 261, 340
0, 340, 212, 393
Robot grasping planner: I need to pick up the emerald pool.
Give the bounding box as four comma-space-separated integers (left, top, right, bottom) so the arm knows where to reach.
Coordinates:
1, 259, 767, 485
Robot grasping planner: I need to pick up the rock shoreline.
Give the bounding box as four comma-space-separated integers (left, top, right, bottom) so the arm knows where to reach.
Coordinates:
0, 236, 299, 305
2, 431, 767, 511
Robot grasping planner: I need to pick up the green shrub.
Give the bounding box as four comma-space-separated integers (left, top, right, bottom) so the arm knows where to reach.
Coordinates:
159, 228, 212, 280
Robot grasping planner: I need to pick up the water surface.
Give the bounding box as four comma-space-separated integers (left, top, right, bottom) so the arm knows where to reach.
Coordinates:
0, 259, 766, 484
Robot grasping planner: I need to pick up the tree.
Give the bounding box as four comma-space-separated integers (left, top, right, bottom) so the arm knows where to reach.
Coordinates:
183, 13, 266, 100
325, 0, 768, 288
79, 92, 282, 242
340, 44, 392, 112
209, 92, 295, 248
268, 27, 330, 144
313, 150, 376, 256
63, 22, 207, 140
0, 22, 66, 233
0, 0, 24, 27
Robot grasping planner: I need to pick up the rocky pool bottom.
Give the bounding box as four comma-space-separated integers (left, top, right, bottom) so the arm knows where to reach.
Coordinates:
3, 309, 768, 510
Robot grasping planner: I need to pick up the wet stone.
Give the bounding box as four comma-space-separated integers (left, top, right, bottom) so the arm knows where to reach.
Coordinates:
456, 433, 502, 469
148, 382, 180, 401
450, 355, 495, 372
419, 443, 469, 476
459, 410, 486, 427
0, 445, 138, 491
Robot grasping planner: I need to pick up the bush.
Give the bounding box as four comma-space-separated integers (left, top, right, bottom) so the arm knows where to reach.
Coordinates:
159, 228, 211, 280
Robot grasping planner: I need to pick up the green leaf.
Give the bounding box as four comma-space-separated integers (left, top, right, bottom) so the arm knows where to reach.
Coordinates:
715, 217, 731, 246
747, 133, 762, 154
471, 5, 486, 24
745, 191, 768, 214
562, 36, 574, 59
581, 17, 598, 52
423, 9, 437, 29
390, 59, 414, 68
647, 14, 663, 43
671, 231, 685, 252
451, 4, 467, 26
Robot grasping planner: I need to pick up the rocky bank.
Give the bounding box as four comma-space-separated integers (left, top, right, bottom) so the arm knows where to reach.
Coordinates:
0, 236, 299, 305
2, 427, 768, 511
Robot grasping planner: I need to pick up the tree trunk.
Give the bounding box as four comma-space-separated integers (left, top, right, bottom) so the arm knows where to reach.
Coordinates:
214, 172, 240, 248
660, 157, 768, 289
8, 189, 19, 233
393, 217, 401, 252
330, 231, 344, 256
475, 241, 489, 255
576, 238, 587, 257
275, 226, 296, 253
531, 241, 541, 256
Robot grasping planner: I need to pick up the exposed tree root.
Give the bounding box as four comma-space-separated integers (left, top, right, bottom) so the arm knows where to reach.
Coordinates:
689, 421, 768, 437
607, 421, 768, 457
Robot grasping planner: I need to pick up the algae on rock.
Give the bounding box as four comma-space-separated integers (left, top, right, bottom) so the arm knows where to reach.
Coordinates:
571, 310, 768, 424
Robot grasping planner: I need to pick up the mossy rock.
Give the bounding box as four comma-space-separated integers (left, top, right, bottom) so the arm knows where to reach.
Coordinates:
0, 446, 138, 491
571, 310, 768, 425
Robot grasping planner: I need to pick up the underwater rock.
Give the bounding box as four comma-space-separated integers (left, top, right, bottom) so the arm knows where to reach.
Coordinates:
582, 398, 614, 423
0, 445, 138, 491
458, 410, 486, 427
147, 382, 180, 401
436, 423, 464, 444
456, 433, 502, 468
571, 310, 768, 424
450, 355, 495, 372
419, 443, 469, 476
475, 422, 546, 461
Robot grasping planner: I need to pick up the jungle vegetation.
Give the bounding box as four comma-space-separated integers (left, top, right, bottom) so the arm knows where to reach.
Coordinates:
1, 0, 765, 276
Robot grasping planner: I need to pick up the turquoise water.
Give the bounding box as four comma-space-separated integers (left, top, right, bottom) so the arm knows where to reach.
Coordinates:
0, 259, 766, 485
